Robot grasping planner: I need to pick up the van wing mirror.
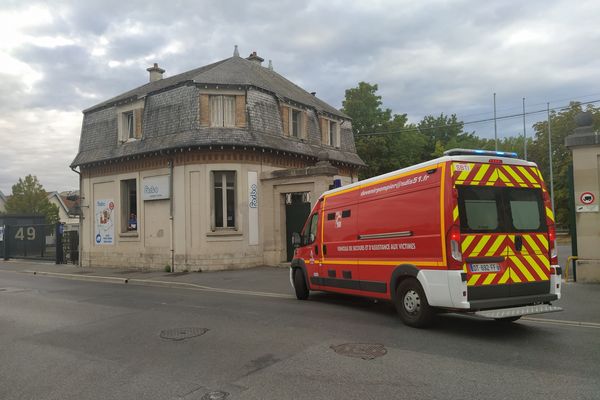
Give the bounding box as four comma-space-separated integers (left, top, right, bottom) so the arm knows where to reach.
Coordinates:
291, 232, 301, 248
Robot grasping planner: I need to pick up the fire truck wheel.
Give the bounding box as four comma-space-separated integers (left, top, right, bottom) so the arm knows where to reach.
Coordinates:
395, 278, 434, 328
293, 269, 309, 300
495, 316, 521, 323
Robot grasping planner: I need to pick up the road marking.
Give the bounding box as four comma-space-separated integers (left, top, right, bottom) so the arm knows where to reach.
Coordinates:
522, 316, 600, 329
9, 269, 294, 299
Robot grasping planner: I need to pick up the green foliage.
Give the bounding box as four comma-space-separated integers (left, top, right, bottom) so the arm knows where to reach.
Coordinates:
527, 103, 600, 227
342, 82, 425, 178
4, 175, 59, 224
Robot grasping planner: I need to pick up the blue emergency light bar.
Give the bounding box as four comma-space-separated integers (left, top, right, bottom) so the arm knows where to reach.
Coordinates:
443, 148, 519, 159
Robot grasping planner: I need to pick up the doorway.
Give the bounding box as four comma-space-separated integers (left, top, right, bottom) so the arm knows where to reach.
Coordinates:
285, 193, 311, 261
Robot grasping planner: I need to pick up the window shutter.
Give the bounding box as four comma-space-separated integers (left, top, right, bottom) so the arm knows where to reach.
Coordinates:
235, 95, 246, 127
134, 108, 143, 139
199, 94, 210, 127
320, 117, 328, 144
210, 95, 222, 127
223, 96, 235, 127
302, 111, 308, 139
281, 106, 289, 135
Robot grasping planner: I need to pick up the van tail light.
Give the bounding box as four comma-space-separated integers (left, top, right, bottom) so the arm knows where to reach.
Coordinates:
447, 225, 463, 269
548, 225, 558, 264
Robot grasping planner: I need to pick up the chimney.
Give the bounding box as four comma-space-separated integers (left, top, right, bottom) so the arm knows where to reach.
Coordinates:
233, 45, 240, 57
146, 63, 165, 82
268, 60, 273, 70
246, 51, 264, 66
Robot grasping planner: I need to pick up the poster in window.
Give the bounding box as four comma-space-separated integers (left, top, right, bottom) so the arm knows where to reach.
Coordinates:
95, 199, 115, 245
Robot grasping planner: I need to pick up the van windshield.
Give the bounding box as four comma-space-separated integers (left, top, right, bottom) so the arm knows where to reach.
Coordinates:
458, 186, 546, 233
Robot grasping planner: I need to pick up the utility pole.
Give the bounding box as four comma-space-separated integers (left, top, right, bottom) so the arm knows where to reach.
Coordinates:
547, 102, 555, 216
522, 97, 527, 160
493, 93, 498, 150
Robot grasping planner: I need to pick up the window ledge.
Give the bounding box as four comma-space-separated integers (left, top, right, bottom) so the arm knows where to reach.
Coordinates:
206, 230, 242, 237
119, 231, 139, 237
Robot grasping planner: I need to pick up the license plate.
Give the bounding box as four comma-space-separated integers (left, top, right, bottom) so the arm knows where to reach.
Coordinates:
470, 263, 501, 273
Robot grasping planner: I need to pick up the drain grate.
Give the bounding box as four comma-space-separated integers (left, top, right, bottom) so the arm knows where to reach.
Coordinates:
160, 327, 209, 341
201, 391, 229, 400
330, 343, 387, 360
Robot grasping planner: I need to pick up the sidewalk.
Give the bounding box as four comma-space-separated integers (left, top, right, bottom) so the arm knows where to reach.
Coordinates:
0, 259, 294, 297
1, 259, 599, 324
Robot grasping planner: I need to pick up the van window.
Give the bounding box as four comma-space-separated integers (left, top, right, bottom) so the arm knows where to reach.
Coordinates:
508, 189, 542, 231
458, 187, 545, 233
303, 213, 319, 245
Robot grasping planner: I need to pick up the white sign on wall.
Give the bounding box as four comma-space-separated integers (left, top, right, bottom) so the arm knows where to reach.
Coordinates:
248, 171, 259, 245
142, 175, 170, 200
95, 199, 115, 245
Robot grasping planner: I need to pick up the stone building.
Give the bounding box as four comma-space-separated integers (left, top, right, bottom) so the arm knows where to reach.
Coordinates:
565, 111, 600, 282
71, 48, 364, 270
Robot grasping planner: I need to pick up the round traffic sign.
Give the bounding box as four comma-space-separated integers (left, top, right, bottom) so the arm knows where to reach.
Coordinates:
580, 192, 595, 204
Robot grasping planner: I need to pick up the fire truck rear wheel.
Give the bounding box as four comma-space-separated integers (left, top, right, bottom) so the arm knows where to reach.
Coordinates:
293, 268, 309, 300
395, 278, 434, 328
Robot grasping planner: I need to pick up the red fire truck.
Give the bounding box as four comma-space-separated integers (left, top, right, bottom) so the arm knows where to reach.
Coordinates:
290, 149, 562, 327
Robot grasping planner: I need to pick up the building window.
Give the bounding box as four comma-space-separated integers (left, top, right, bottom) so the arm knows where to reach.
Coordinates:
212, 171, 236, 229
291, 109, 302, 138
210, 95, 236, 127
329, 121, 337, 147
125, 112, 135, 139
121, 179, 138, 232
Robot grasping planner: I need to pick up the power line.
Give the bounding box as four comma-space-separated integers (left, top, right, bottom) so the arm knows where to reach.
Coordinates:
356, 98, 600, 137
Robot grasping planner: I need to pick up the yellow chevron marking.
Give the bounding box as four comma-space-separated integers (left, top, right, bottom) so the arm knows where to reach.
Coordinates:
473, 164, 490, 182
463, 264, 468, 273
455, 180, 465, 185
537, 234, 549, 251
511, 256, 536, 282
485, 170, 498, 186
468, 274, 480, 286
504, 166, 524, 183
497, 170, 514, 187
506, 244, 515, 256
517, 166, 538, 184
485, 235, 505, 256
461, 235, 476, 252
524, 255, 549, 281
498, 269, 511, 284
523, 235, 544, 255
471, 235, 491, 256
510, 268, 522, 283
482, 273, 497, 285
453, 206, 459, 222
518, 182, 530, 187
546, 207, 555, 221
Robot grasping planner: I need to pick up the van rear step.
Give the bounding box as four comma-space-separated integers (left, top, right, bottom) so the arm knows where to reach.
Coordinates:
474, 304, 563, 319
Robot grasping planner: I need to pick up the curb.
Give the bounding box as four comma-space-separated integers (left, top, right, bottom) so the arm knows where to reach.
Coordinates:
23, 270, 293, 299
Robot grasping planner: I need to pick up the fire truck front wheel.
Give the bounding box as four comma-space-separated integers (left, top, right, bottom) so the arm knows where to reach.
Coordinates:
395, 278, 434, 328
293, 268, 309, 300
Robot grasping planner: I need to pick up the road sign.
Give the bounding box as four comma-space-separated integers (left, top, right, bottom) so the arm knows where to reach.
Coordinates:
580, 192, 595, 204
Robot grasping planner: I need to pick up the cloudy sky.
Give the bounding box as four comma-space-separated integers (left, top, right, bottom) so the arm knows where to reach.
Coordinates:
1, 0, 599, 194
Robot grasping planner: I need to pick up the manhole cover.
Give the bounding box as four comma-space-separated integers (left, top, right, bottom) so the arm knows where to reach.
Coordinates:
159, 327, 209, 341
201, 391, 229, 400
330, 343, 387, 360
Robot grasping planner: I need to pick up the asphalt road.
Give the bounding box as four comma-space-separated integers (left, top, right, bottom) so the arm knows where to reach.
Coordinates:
1, 269, 598, 400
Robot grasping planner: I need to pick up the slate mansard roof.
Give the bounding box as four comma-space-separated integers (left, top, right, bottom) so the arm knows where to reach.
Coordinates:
72, 54, 365, 168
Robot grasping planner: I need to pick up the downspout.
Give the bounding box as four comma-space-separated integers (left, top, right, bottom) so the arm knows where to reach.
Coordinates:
70, 166, 82, 267
168, 159, 174, 273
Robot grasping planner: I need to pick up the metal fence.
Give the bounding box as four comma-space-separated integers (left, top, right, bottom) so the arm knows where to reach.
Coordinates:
1, 224, 79, 264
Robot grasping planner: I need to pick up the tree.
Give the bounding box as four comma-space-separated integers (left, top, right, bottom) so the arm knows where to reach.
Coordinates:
528, 103, 600, 228
3, 175, 59, 224
342, 82, 425, 178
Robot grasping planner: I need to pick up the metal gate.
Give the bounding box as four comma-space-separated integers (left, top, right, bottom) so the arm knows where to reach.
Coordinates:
2, 224, 58, 261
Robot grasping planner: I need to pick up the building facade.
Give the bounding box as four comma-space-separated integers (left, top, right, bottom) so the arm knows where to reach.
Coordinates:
71, 49, 364, 270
